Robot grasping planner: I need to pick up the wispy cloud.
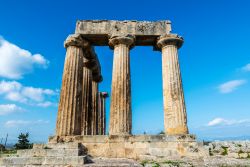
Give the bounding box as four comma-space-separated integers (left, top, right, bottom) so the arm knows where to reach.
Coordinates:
0, 104, 24, 115
241, 63, 250, 72
207, 117, 250, 127
37, 101, 57, 108
5, 120, 49, 127
0, 80, 57, 107
0, 37, 49, 79
207, 118, 227, 126
218, 79, 247, 93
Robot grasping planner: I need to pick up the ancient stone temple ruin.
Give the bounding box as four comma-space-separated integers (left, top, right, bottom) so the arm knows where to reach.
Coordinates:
0, 20, 206, 166
49, 20, 197, 163
56, 20, 188, 137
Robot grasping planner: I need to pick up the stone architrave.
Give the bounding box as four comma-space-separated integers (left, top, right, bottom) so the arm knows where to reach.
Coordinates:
108, 35, 134, 135
75, 20, 172, 46
56, 34, 85, 136
157, 34, 188, 135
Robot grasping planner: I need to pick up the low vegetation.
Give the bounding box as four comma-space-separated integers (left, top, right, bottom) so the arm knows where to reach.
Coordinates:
221, 146, 228, 156
0, 132, 33, 158
158, 131, 165, 135
203, 140, 211, 146
141, 160, 193, 167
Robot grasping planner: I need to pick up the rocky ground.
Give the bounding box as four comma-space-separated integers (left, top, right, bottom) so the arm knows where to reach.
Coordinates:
1, 140, 250, 167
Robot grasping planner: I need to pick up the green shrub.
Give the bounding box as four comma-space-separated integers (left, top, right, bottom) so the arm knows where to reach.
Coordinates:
238, 149, 244, 154
209, 148, 213, 156
14, 133, 33, 150
163, 160, 185, 167
221, 146, 228, 156
158, 131, 165, 135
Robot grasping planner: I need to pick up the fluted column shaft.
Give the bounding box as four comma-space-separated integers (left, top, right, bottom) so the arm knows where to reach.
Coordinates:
97, 92, 108, 135
56, 34, 85, 136
109, 35, 134, 135
81, 57, 93, 135
91, 81, 98, 135
157, 34, 188, 135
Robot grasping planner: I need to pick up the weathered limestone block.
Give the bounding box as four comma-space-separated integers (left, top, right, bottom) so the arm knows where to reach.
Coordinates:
157, 34, 188, 135
48, 135, 202, 161
56, 34, 86, 136
0, 156, 87, 166
75, 20, 171, 46
0, 142, 88, 166
84, 158, 142, 167
206, 140, 250, 159
109, 35, 134, 135
17, 148, 81, 157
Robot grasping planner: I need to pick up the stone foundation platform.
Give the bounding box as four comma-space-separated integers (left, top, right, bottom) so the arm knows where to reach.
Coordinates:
0, 142, 89, 167
48, 135, 206, 161
2, 135, 250, 166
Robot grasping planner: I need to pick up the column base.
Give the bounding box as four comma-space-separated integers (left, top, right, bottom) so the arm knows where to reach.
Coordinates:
166, 126, 188, 135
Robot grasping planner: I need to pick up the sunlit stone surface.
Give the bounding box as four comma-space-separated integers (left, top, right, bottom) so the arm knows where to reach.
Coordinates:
109, 35, 134, 135
157, 34, 188, 135
3, 20, 247, 167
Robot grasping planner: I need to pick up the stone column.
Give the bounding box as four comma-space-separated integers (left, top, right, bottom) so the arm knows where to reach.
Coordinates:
56, 34, 86, 136
91, 81, 98, 135
108, 35, 134, 135
157, 34, 188, 135
98, 92, 108, 135
81, 57, 93, 135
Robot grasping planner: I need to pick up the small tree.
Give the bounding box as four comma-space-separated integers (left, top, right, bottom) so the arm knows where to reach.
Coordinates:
0, 144, 5, 151
158, 131, 165, 135
14, 133, 32, 149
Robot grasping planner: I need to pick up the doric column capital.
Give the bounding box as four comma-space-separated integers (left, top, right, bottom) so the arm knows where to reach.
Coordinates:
156, 34, 184, 49
108, 35, 135, 49
64, 34, 90, 48
83, 59, 103, 83
92, 73, 103, 83
100, 92, 109, 98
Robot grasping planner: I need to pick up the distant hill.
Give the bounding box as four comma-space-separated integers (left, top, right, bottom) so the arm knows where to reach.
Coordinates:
198, 136, 250, 141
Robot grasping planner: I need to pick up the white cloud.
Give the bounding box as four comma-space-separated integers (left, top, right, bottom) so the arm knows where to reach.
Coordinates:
5, 91, 27, 103
218, 80, 247, 93
207, 117, 250, 127
242, 63, 250, 72
0, 80, 21, 94
37, 101, 57, 107
207, 118, 228, 126
5, 120, 49, 127
0, 104, 23, 115
0, 80, 57, 106
21, 87, 56, 102
0, 37, 49, 79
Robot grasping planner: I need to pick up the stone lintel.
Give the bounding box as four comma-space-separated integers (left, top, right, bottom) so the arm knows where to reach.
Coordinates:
75, 20, 172, 46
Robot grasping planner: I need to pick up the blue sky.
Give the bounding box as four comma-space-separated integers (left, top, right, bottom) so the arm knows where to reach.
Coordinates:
0, 0, 250, 143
